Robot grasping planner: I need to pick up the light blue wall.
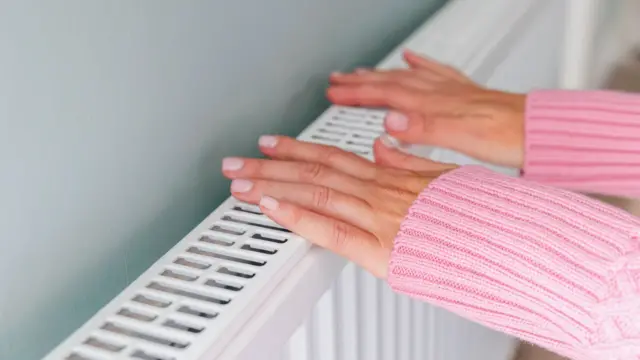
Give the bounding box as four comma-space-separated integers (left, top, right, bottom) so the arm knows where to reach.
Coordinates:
0, 1, 446, 359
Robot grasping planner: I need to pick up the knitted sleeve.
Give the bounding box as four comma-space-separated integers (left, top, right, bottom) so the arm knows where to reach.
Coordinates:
523, 90, 640, 197
388, 165, 640, 359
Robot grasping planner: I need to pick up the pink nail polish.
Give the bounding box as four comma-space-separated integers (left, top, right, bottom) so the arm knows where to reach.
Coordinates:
385, 112, 409, 131
260, 196, 279, 211
222, 157, 244, 171
259, 135, 278, 148
231, 179, 253, 193
379, 134, 399, 148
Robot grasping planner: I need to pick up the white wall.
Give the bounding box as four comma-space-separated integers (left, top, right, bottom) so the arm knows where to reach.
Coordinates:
0, 1, 447, 359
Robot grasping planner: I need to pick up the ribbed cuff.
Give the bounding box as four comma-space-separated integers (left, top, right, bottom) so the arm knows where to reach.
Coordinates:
388, 166, 640, 359
523, 90, 640, 197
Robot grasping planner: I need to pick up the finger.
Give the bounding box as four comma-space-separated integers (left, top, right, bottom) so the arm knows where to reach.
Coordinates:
374, 134, 443, 171
383, 110, 444, 145
257, 136, 427, 193
403, 49, 471, 83
259, 196, 390, 278
221, 157, 367, 197
330, 69, 409, 84
229, 179, 374, 230
326, 83, 424, 110
257, 136, 376, 179
330, 72, 439, 92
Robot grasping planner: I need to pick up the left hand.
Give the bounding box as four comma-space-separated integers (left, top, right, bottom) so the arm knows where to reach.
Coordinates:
327, 50, 526, 169
221, 135, 457, 278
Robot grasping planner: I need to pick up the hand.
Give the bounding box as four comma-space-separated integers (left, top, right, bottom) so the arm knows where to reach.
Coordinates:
221, 135, 457, 278
328, 50, 527, 168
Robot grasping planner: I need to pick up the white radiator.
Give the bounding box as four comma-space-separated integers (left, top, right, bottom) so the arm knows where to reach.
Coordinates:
44, 0, 567, 359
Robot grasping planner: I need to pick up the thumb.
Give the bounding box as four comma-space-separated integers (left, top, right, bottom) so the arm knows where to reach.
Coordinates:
373, 134, 441, 172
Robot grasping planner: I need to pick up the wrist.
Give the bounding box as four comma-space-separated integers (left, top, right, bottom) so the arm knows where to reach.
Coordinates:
473, 90, 526, 168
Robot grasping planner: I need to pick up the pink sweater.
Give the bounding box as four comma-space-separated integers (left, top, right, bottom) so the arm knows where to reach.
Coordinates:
388, 90, 640, 359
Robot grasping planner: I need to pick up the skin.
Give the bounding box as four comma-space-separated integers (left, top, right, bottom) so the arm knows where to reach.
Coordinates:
328, 49, 526, 169
222, 136, 457, 279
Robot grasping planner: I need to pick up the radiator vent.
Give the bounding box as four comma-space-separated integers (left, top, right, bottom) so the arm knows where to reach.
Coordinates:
46, 106, 386, 360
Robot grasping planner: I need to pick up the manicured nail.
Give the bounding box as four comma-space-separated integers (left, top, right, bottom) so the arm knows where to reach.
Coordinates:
259, 135, 278, 148
222, 157, 244, 171
231, 179, 253, 193
379, 134, 399, 148
260, 196, 279, 211
385, 111, 409, 131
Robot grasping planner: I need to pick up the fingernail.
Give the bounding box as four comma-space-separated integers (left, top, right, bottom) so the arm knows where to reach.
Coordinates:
260, 196, 279, 211
379, 134, 399, 148
259, 135, 278, 148
222, 157, 244, 171
355, 68, 369, 74
385, 111, 409, 131
231, 179, 253, 193
331, 71, 342, 76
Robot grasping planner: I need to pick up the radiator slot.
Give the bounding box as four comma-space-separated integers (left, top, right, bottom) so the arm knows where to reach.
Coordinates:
100, 322, 189, 349
204, 278, 244, 292
131, 349, 175, 360
198, 235, 234, 247
117, 308, 157, 322
221, 215, 290, 233
132, 294, 171, 309
66, 353, 93, 360
83, 336, 125, 353
147, 282, 231, 305
173, 257, 211, 270
177, 305, 218, 319
186, 246, 266, 267
317, 128, 347, 136
161, 269, 199, 282
311, 134, 340, 143
232, 204, 262, 215
162, 319, 204, 334
241, 243, 277, 255
217, 266, 255, 279
210, 224, 245, 236
251, 232, 288, 244
325, 122, 381, 134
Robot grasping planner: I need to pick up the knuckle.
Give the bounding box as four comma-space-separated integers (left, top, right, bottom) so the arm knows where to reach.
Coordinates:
324, 146, 344, 165
253, 160, 265, 176
331, 222, 351, 249
311, 186, 332, 209
300, 162, 325, 183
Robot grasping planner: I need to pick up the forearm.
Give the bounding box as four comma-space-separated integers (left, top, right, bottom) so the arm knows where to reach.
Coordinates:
523, 90, 640, 197
388, 166, 640, 359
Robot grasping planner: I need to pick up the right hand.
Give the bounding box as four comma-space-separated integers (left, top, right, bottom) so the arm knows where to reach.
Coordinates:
328, 50, 527, 169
